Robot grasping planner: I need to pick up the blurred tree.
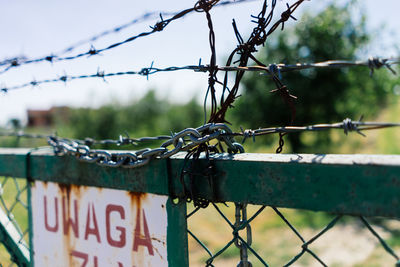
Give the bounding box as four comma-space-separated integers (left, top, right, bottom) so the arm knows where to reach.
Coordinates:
119, 90, 168, 136
164, 98, 204, 131
66, 90, 203, 145
70, 106, 120, 140
233, 3, 399, 152
7, 118, 21, 130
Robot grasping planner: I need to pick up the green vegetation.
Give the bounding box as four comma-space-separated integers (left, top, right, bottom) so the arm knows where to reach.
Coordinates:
0, 90, 205, 150
232, 3, 400, 152
66, 90, 203, 141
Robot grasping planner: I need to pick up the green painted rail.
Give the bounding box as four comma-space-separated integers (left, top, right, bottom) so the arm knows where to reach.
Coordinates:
1, 148, 399, 218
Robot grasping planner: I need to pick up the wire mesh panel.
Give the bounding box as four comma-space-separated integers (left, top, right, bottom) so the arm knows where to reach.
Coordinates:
0, 176, 30, 267
187, 203, 400, 267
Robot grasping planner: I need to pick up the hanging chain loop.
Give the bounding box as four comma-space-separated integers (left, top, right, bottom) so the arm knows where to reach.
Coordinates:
235, 203, 253, 267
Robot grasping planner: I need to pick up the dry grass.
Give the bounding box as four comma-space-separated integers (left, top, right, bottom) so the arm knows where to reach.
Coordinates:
0, 177, 28, 266
187, 204, 400, 266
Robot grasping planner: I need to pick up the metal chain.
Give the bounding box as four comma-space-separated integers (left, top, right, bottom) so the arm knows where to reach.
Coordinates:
47, 123, 244, 168
235, 203, 253, 267
2, 118, 400, 164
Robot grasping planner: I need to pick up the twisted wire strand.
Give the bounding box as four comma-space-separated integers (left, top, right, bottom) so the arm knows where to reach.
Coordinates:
0, 131, 171, 146
261, 57, 399, 76
209, 0, 307, 124
44, 11, 174, 57
2, 118, 399, 147
233, 119, 400, 138
0, 0, 256, 76
2, 56, 397, 93
0, 11, 168, 69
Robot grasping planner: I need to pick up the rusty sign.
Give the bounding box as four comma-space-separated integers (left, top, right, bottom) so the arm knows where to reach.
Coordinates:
31, 181, 169, 267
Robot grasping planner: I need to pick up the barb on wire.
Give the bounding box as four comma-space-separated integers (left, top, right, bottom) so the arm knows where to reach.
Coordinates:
2, 1, 308, 121
196, 0, 219, 124
259, 57, 399, 76
50, 11, 173, 57
0, 12, 165, 71
1, 118, 400, 169
2, 118, 400, 145
46, 123, 244, 169
208, 0, 307, 126
4, 55, 397, 92
0, 130, 171, 147
0, 56, 27, 67
231, 118, 400, 140
0, 131, 49, 140
0, 64, 211, 92
0, 0, 256, 76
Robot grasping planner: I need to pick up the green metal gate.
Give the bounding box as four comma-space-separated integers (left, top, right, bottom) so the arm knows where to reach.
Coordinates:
1, 148, 400, 266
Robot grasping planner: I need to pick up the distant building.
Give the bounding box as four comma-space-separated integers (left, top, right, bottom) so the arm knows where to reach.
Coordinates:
27, 106, 70, 127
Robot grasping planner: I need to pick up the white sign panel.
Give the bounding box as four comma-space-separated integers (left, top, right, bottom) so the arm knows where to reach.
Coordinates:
31, 181, 169, 267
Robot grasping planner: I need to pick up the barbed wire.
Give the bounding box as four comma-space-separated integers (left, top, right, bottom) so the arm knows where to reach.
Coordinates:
0, 0, 256, 76
1, 118, 399, 168
2, 56, 397, 93
2, 118, 399, 144
0, 0, 307, 146
232, 118, 400, 142
0, 12, 164, 69
0, 64, 211, 92
262, 57, 399, 77
0, 56, 27, 67
38, 11, 174, 58
47, 123, 244, 168
0, 0, 397, 151
208, 0, 307, 125
2, 121, 400, 266
0, 130, 171, 146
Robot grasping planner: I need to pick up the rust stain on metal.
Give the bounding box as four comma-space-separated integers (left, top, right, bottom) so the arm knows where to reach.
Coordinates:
151, 237, 166, 246
152, 246, 164, 261
128, 191, 168, 262
129, 191, 146, 211
59, 183, 79, 266
41, 181, 49, 192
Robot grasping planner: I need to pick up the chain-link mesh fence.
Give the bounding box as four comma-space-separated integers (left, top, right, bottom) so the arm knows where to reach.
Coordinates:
187, 202, 400, 267
0, 176, 30, 267
0, 178, 399, 266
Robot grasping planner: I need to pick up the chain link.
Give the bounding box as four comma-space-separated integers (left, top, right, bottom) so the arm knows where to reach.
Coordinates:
2, 118, 400, 162
235, 203, 253, 267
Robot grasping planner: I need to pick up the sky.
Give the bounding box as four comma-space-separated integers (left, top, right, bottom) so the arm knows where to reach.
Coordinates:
0, 0, 399, 126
